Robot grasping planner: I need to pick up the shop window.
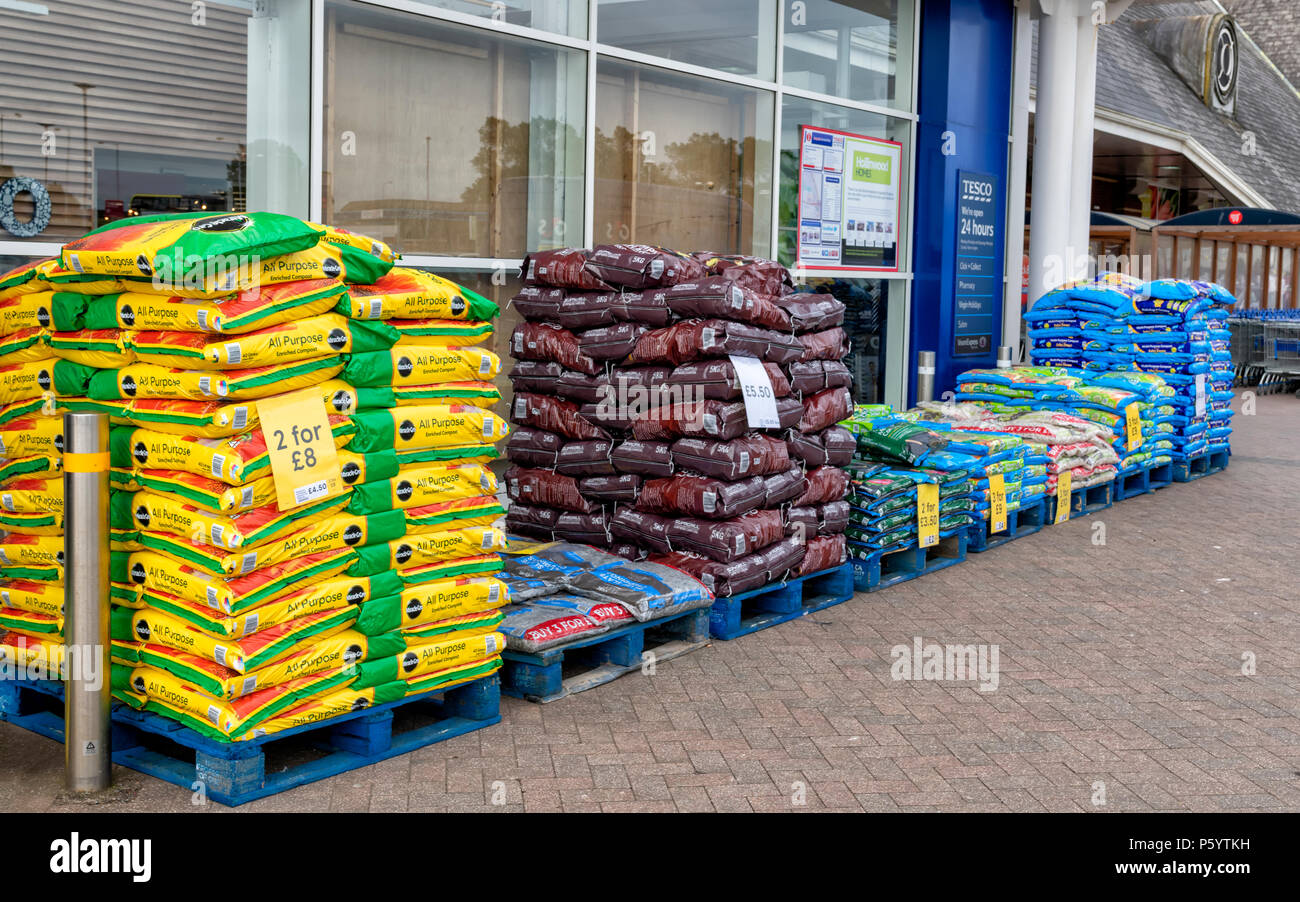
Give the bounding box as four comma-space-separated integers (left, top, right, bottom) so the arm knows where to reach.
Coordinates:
596, 0, 777, 80
594, 59, 773, 256
1250, 244, 1264, 308
1234, 243, 1248, 302
794, 275, 894, 405
0, 0, 267, 244
405, 0, 588, 37
782, 0, 913, 110
324, 1, 586, 258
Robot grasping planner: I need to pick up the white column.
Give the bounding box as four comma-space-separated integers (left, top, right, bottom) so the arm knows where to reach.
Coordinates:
1070, 15, 1099, 276
1027, 1, 1079, 303
1003, 0, 1033, 358
247, 0, 312, 218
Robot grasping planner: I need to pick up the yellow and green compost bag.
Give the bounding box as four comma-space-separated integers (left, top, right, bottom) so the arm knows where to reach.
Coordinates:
112, 488, 351, 551
115, 547, 357, 613
343, 345, 501, 386
353, 576, 507, 636
48, 329, 135, 368
401, 654, 501, 697
232, 680, 412, 741
401, 496, 503, 532
404, 608, 504, 643
59, 211, 323, 280
0, 579, 64, 618
395, 443, 498, 467
348, 404, 507, 453
0, 455, 60, 485
392, 318, 493, 346
0, 291, 53, 336
351, 630, 503, 689
337, 448, 401, 487
341, 268, 499, 321
0, 326, 51, 364
113, 469, 278, 514
62, 279, 347, 334
316, 379, 395, 415
0, 358, 55, 405
87, 356, 344, 401
109, 418, 355, 484
0, 396, 52, 427
0, 629, 64, 671
111, 604, 355, 674
375, 526, 506, 572
137, 508, 406, 576
0, 507, 62, 534
111, 398, 260, 438
347, 461, 496, 513
0, 257, 52, 299
0, 415, 63, 458
392, 380, 500, 408
305, 221, 398, 263
140, 569, 402, 639
35, 257, 124, 295
0, 605, 60, 635
131, 314, 398, 370
0, 534, 64, 571
1, 477, 62, 514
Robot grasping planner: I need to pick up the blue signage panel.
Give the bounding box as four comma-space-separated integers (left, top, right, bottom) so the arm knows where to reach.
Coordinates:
953, 169, 1000, 356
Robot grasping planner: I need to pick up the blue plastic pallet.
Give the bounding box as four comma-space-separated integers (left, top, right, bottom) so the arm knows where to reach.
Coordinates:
966, 498, 1047, 553
1045, 481, 1113, 522
501, 607, 709, 702
849, 531, 968, 593
1114, 466, 1151, 501
1147, 461, 1174, 491
0, 673, 500, 807
708, 562, 855, 640
1173, 448, 1230, 482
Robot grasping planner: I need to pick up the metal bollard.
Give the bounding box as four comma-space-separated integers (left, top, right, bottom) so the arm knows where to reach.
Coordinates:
997, 345, 1015, 369
63, 411, 111, 793
916, 350, 937, 402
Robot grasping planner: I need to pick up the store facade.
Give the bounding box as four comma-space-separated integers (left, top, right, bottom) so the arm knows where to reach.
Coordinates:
0, 0, 1017, 408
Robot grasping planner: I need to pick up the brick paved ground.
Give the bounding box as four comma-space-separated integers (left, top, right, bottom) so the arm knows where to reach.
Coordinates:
3, 395, 1297, 813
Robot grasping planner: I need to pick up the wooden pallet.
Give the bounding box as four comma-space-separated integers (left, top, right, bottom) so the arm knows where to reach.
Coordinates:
966, 498, 1047, 553
1173, 448, 1230, 482
0, 674, 500, 807
849, 531, 968, 593
501, 608, 709, 702
707, 563, 855, 640
1044, 481, 1114, 523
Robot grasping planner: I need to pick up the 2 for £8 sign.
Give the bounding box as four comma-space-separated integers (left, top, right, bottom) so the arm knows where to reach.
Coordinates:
259, 388, 345, 510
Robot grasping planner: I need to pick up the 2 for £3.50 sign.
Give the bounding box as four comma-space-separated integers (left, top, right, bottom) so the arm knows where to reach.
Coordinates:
258, 388, 345, 510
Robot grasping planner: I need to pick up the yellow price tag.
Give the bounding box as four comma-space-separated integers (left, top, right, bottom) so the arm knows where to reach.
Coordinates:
916, 482, 939, 548
1124, 404, 1141, 452
1054, 469, 1072, 524
258, 388, 345, 511
988, 473, 1007, 534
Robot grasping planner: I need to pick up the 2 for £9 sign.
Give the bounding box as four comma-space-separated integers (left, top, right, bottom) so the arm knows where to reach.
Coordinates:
259, 388, 345, 510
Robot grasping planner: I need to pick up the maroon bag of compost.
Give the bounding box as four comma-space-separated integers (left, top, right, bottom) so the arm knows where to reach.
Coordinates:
511, 322, 600, 375
797, 386, 853, 433
505, 466, 600, 514
637, 473, 766, 520
580, 322, 648, 361
578, 473, 641, 503
670, 434, 790, 481
792, 466, 850, 507
795, 534, 847, 576
655, 538, 805, 597
505, 502, 563, 539
762, 467, 808, 507
579, 400, 635, 433
611, 439, 674, 477
556, 292, 619, 330
653, 277, 791, 331
585, 244, 706, 289
632, 397, 803, 442
512, 392, 610, 441
522, 248, 610, 290
625, 319, 805, 366
608, 543, 645, 561
666, 509, 785, 564
506, 427, 565, 468
787, 360, 853, 395
509, 285, 566, 321
554, 439, 616, 477
609, 290, 672, 327
786, 425, 855, 467
610, 508, 675, 554
816, 500, 850, 534
693, 254, 793, 296
554, 510, 611, 545
509, 360, 569, 396
774, 292, 846, 333
554, 369, 610, 403
665, 359, 791, 401
784, 506, 817, 538
798, 327, 850, 362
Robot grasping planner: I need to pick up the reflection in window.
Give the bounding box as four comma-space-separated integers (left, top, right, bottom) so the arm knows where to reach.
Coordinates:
796, 275, 889, 404
405, 0, 588, 37
594, 60, 773, 256
325, 1, 585, 258
596, 0, 777, 79
783, 0, 911, 109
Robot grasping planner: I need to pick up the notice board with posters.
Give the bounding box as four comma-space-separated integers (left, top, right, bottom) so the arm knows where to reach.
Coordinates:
953, 170, 1001, 356
796, 126, 902, 272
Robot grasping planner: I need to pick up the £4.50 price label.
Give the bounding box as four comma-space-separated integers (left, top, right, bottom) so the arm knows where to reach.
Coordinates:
916, 482, 939, 548
1054, 469, 1072, 524
988, 473, 1007, 534
258, 388, 344, 511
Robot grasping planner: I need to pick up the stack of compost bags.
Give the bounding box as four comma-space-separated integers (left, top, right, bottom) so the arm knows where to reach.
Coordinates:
504, 245, 852, 597
0, 260, 66, 674
21, 213, 509, 741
